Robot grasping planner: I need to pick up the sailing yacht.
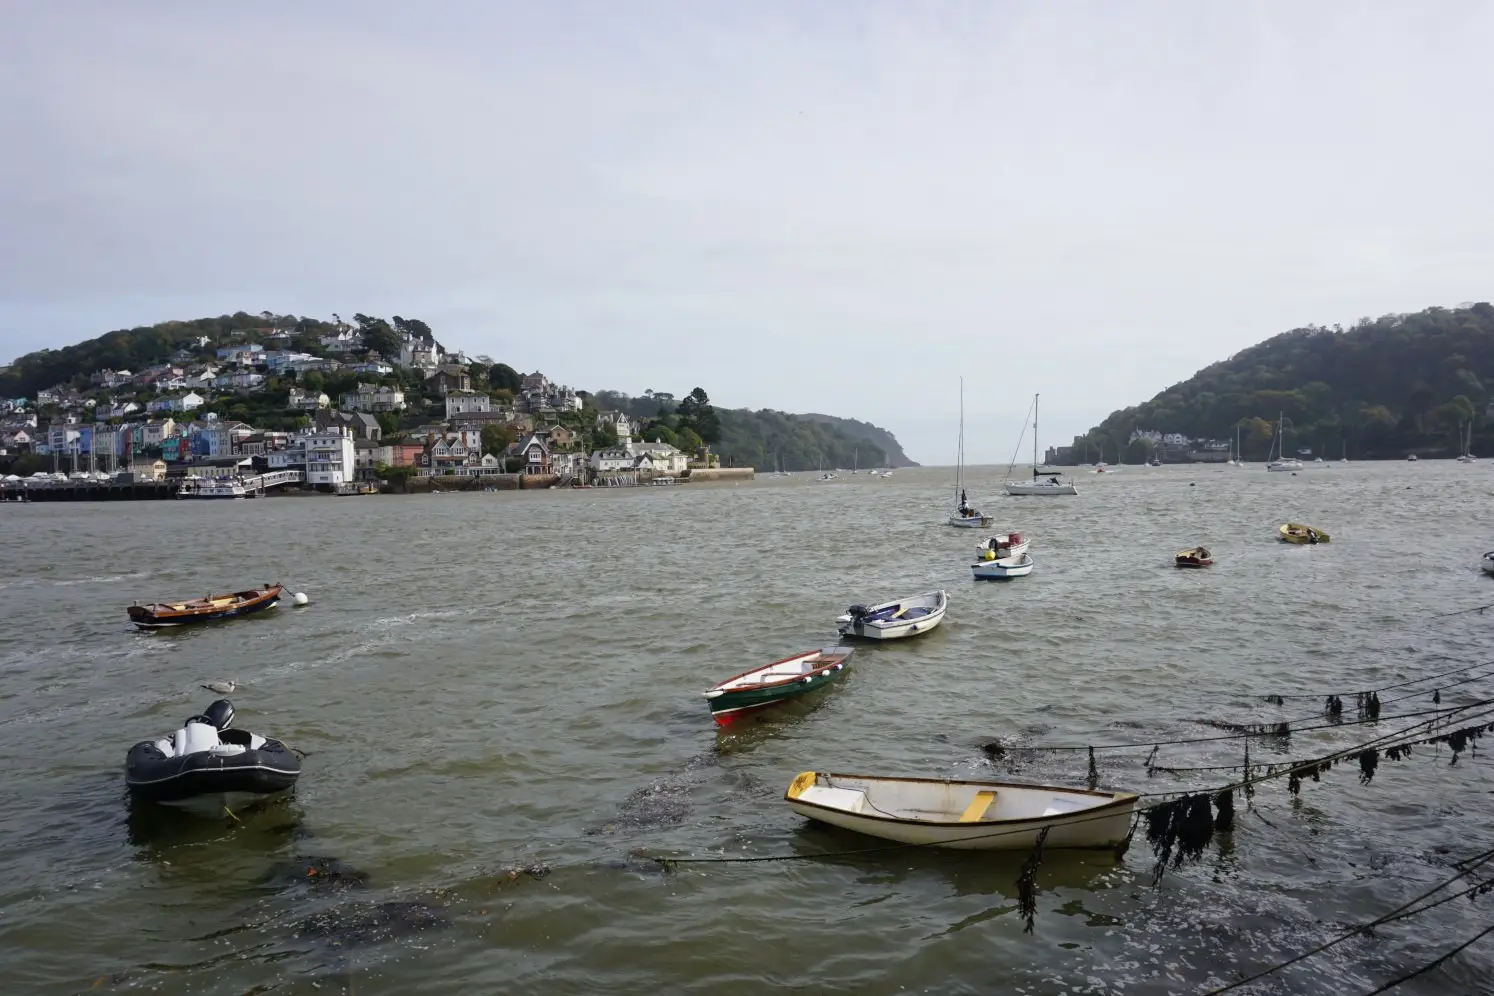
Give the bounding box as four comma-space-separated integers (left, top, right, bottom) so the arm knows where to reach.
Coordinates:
1458, 421, 1477, 463
948, 379, 992, 526
1265, 413, 1303, 472
1004, 394, 1077, 496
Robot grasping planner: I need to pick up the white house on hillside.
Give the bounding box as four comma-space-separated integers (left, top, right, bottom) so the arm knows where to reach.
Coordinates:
288, 387, 330, 411
444, 391, 491, 418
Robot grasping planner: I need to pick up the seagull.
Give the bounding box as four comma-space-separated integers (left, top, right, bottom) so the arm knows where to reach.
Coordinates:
202, 680, 236, 694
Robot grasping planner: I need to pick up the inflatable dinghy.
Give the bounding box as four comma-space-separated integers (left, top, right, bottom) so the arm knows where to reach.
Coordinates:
125, 698, 302, 812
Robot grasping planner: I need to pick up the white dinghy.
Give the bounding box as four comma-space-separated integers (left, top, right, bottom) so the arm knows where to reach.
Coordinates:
972, 552, 1034, 580
785, 772, 1137, 850
975, 531, 1029, 561
835, 590, 948, 640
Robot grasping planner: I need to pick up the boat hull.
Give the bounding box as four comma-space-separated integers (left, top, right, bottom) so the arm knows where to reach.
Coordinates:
835, 591, 948, 640
1481, 554, 1494, 576
1004, 481, 1078, 496
785, 772, 1137, 850
1278, 523, 1329, 545
125, 740, 301, 806
128, 586, 283, 629
705, 651, 851, 726
947, 514, 992, 528
972, 553, 1034, 579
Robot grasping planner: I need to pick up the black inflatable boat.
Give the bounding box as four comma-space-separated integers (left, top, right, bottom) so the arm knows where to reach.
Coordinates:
125, 698, 302, 811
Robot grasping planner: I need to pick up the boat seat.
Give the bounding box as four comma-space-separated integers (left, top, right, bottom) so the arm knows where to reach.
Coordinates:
809, 786, 868, 814
1042, 797, 1087, 817
958, 790, 997, 822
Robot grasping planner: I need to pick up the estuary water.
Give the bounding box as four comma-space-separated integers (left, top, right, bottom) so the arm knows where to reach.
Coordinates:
1, 462, 1493, 995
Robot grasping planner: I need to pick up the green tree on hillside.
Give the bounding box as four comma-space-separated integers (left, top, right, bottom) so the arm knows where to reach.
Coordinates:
488, 364, 523, 393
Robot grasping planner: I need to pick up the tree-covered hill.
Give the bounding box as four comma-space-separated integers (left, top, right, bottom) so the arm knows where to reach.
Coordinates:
1066, 302, 1494, 462
798, 413, 918, 467
590, 389, 908, 472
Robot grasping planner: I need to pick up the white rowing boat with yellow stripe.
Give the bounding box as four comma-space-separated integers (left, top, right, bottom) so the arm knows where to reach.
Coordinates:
784, 771, 1137, 850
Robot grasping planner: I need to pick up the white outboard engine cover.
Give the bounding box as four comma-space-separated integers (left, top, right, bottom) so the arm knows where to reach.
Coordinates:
174, 721, 221, 758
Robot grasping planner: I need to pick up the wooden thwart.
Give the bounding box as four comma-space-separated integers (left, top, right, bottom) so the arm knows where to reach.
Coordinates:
959, 790, 997, 823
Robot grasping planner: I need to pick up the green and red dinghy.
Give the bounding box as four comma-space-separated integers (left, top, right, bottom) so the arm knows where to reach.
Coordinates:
702, 648, 854, 726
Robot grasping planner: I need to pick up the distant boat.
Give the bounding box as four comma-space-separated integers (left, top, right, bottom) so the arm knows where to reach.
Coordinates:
971, 552, 1034, 580
1004, 394, 1078, 496
836, 590, 948, 640
784, 771, 1139, 850
702, 648, 853, 726
1407, 453, 1419, 462
1266, 412, 1303, 472
1458, 421, 1477, 463
128, 584, 283, 630
1279, 523, 1329, 545
948, 379, 992, 526
1481, 551, 1494, 576
1175, 547, 1214, 568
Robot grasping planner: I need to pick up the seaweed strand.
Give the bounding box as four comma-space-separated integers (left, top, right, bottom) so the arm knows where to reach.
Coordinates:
1015, 827, 1049, 933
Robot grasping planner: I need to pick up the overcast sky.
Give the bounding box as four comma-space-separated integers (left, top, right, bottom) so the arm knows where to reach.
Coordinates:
2, 2, 1491, 464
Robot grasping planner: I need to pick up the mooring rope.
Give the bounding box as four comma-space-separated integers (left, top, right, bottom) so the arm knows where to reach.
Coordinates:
1197, 845, 1494, 995
651, 703, 1494, 868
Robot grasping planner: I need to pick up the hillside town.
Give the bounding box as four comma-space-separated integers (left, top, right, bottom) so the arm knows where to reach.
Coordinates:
0, 320, 719, 493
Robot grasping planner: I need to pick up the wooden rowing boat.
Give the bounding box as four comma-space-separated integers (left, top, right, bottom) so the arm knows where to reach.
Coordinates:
702, 648, 853, 726
1175, 547, 1213, 568
128, 584, 283, 629
1279, 523, 1329, 545
784, 771, 1137, 850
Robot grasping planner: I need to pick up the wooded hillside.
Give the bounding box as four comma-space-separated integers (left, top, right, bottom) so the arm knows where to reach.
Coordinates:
1069, 303, 1494, 461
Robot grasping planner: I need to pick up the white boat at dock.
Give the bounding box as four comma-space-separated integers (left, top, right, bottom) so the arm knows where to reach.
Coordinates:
177, 478, 249, 500
784, 771, 1137, 850
835, 590, 948, 640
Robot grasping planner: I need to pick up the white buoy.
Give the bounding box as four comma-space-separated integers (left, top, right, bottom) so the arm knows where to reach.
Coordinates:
293, 592, 310, 606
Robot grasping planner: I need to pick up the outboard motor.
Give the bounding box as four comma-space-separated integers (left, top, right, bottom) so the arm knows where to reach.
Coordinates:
846, 605, 869, 636
188, 698, 235, 731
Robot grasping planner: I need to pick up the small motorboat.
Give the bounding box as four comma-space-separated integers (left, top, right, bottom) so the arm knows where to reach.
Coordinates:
125, 699, 302, 813
972, 552, 1034, 580
128, 584, 283, 629
1480, 552, 1494, 576
1175, 546, 1213, 568
1279, 523, 1330, 545
702, 648, 853, 726
784, 771, 1137, 850
836, 590, 948, 640
975, 531, 1029, 560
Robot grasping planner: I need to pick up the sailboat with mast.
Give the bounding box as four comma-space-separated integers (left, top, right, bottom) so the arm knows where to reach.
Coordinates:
948, 379, 992, 527
1004, 394, 1077, 496
1265, 412, 1303, 472
1458, 420, 1477, 463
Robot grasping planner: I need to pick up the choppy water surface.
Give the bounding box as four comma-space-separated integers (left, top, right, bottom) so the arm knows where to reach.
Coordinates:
2, 463, 1493, 995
